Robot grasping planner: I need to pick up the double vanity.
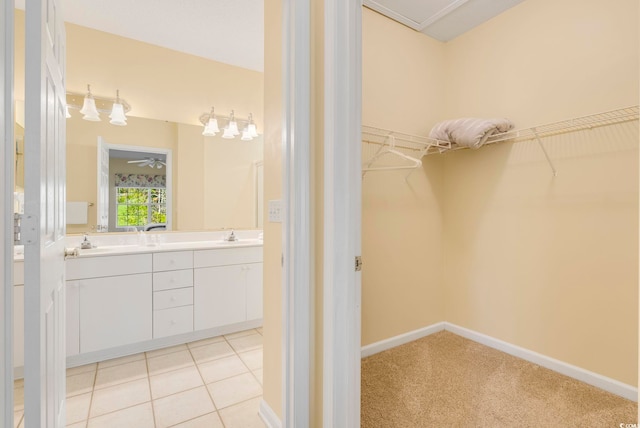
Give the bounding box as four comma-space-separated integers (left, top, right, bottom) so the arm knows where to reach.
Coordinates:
13, 230, 263, 376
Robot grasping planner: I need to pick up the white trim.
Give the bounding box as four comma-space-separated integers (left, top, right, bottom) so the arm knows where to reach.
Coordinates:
259, 399, 283, 428
444, 323, 638, 402
1, 2, 15, 427
282, 0, 312, 426
360, 322, 445, 358
323, 0, 362, 426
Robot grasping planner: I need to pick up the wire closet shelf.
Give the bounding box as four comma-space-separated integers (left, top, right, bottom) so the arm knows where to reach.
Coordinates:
361, 105, 639, 177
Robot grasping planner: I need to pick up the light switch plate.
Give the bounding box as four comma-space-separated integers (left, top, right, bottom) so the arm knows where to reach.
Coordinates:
268, 200, 283, 223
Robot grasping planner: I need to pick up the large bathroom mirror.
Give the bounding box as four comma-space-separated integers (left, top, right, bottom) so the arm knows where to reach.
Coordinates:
12, 10, 264, 235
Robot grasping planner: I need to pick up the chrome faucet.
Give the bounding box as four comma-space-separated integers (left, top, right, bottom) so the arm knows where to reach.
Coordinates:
225, 229, 238, 242
80, 233, 93, 249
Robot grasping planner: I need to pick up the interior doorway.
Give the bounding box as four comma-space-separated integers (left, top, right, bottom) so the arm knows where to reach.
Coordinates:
96, 138, 173, 232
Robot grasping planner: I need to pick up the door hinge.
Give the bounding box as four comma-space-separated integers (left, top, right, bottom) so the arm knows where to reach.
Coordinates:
21, 214, 39, 245
355, 256, 362, 272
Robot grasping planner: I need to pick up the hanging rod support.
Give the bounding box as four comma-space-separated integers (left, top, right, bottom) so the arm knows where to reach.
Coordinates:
532, 128, 557, 177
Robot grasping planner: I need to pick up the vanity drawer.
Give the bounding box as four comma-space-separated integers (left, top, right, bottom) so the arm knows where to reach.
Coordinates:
194, 247, 263, 268
153, 269, 193, 291
67, 254, 152, 280
153, 305, 193, 338
154, 287, 193, 310
153, 251, 193, 272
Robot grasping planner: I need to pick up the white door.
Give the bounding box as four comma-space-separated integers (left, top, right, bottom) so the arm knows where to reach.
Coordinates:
96, 137, 109, 231
23, 0, 67, 426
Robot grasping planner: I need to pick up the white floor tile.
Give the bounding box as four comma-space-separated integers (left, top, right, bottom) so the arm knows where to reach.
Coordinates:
218, 397, 265, 428
198, 355, 249, 385
152, 386, 215, 428
149, 365, 204, 399
170, 411, 224, 428
67, 370, 96, 397
67, 363, 97, 376
94, 359, 148, 390
90, 378, 151, 418
13, 411, 23, 428
189, 341, 235, 364
239, 348, 263, 371
207, 372, 262, 410
13, 385, 24, 411
146, 343, 188, 359
67, 392, 92, 425
252, 369, 263, 386
187, 336, 225, 349
87, 402, 155, 428
147, 350, 195, 376
223, 329, 259, 340
98, 352, 145, 369
227, 334, 263, 353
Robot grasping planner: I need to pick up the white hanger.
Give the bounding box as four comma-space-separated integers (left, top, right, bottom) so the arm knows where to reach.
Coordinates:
362, 134, 422, 178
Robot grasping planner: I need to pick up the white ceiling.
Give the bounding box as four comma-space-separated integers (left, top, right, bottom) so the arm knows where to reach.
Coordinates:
14, 0, 524, 75
15, 0, 264, 72
363, 0, 527, 42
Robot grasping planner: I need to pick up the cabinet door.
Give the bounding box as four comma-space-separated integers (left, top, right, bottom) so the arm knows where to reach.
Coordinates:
66, 281, 80, 357
194, 266, 246, 330
79, 274, 152, 353
245, 263, 263, 321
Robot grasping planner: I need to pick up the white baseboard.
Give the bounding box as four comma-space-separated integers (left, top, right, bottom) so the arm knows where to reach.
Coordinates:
259, 399, 282, 428
361, 322, 445, 358
359, 322, 637, 402
444, 322, 638, 402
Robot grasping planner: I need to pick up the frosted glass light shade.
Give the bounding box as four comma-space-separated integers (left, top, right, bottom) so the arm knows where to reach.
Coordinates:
80, 96, 100, 121
109, 103, 127, 126
202, 117, 220, 136
222, 127, 236, 139
241, 129, 253, 141
228, 120, 240, 136
248, 123, 258, 138
65, 105, 71, 119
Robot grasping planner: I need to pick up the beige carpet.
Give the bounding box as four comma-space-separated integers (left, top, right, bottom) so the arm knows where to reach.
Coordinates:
361, 331, 637, 427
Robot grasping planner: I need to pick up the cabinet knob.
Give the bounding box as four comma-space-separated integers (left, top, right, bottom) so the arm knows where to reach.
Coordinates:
171, 320, 176, 325
170, 297, 176, 301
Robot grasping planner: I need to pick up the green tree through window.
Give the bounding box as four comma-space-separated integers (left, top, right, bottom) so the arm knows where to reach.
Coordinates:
116, 187, 166, 228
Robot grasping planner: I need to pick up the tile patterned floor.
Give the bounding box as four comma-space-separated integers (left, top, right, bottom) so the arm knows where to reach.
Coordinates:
13, 328, 265, 428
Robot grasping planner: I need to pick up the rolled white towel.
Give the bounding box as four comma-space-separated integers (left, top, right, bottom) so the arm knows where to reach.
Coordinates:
429, 117, 514, 149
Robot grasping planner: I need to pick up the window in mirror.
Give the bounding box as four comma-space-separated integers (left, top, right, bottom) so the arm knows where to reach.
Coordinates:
116, 187, 166, 229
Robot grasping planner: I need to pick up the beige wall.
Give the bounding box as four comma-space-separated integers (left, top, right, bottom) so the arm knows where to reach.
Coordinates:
262, 0, 284, 419
361, 8, 448, 346
441, 0, 638, 386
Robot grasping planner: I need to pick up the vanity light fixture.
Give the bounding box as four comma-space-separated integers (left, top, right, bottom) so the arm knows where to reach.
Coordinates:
66, 84, 132, 126
79, 84, 100, 121
202, 107, 220, 136
109, 90, 128, 126
198, 108, 260, 140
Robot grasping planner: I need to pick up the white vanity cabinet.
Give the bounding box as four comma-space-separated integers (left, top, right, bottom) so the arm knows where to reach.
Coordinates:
152, 251, 194, 338
193, 247, 263, 330
67, 254, 153, 354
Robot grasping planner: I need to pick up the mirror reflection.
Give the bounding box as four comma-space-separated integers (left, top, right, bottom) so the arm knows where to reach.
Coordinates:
13, 9, 265, 235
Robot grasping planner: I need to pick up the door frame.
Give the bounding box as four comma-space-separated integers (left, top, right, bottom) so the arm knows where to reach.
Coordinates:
97, 139, 173, 231
281, 0, 312, 425
1, 2, 15, 427
322, 0, 362, 426
281, 0, 362, 426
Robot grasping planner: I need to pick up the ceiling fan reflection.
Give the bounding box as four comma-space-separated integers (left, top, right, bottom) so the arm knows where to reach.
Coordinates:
127, 157, 166, 169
